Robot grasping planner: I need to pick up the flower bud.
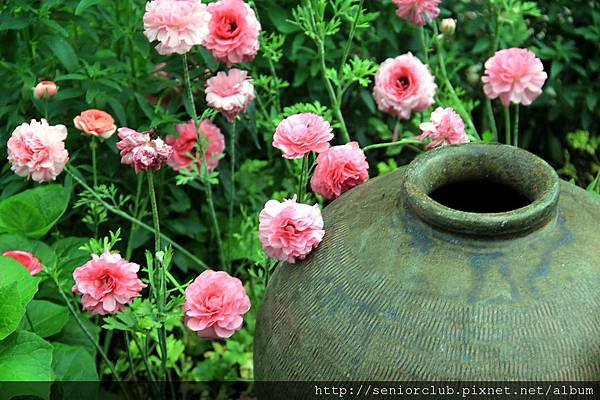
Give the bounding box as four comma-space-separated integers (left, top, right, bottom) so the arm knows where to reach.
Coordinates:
440, 18, 456, 36
33, 81, 58, 99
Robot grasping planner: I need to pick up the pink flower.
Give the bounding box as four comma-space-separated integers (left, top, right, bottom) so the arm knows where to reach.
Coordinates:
72, 251, 146, 315
310, 142, 369, 200
373, 53, 437, 120
258, 196, 325, 264
418, 107, 470, 150
184, 269, 251, 339
205, 69, 255, 122
73, 109, 117, 139
203, 0, 261, 67
7, 119, 69, 183
166, 119, 225, 172
2, 251, 43, 275
272, 113, 333, 159
116, 128, 173, 173
393, 0, 441, 26
482, 48, 548, 107
34, 81, 58, 99
143, 0, 210, 55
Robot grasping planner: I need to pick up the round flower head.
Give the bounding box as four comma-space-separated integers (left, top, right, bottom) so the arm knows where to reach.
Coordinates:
166, 119, 225, 172
310, 142, 369, 200
482, 48, 548, 107
418, 107, 469, 150
373, 53, 437, 120
203, 0, 261, 67
116, 128, 173, 174
73, 109, 117, 139
72, 251, 147, 315
143, 0, 210, 55
184, 269, 251, 339
272, 113, 333, 159
7, 119, 69, 183
258, 195, 325, 264
440, 18, 456, 36
2, 251, 43, 276
34, 81, 58, 99
393, 0, 441, 26
205, 69, 255, 122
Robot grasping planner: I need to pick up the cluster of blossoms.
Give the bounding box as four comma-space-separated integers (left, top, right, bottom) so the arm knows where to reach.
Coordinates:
116, 128, 173, 173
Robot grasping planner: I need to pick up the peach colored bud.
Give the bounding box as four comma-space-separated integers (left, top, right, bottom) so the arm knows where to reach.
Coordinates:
440, 18, 456, 35
34, 81, 58, 99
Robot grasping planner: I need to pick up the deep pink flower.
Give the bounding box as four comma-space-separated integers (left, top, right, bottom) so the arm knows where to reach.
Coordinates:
7, 119, 69, 183
393, 0, 441, 26
34, 81, 58, 99
2, 250, 43, 275
205, 69, 255, 122
258, 196, 325, 263
310, 142, 369, 200
272, 113, 333, 159
72, 251, 146, 315
116, 128, 172, 173
203, 0, 261, 67
184, 269, 251, 339
143, 0, 210, 55
482, 48, 547, 107
166, 119, 225, 172
418, 107, 470, 150
373, 53, 436, 120
73, 109, 117, 139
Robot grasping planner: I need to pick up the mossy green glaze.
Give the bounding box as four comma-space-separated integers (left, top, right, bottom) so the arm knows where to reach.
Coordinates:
254, 144, 600, 383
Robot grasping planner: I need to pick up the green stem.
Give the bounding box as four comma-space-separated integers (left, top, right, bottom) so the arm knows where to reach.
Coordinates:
65, 166, 208, 269
363, 139, 422, 152
485, 99, 498, 142
297, 155, 308, 203
420, 25, 429, 65
205, 185, 226, 271
166, 270, 186, 295
146, 173, 161, 254
228, 122, 237, 272
513, 104, 520, 147
503, 106, 511, 146
338, 0, 364, 76
91, 136, 98, 188
131, 332, 157, 383
125, 174, 144, 259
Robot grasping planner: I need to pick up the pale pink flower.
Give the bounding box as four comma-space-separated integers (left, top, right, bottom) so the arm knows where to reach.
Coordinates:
205, 69, 255, 122
440, 18, 456, 35
310, 142, 369, 200
184, 269, 251, 339
393, 0, 441, 26
258, 196, 325, 264
482, 48, 548, 107
418, 107, 470, 150
2, 250, 43, 275
203, 0, 261, 67
72, 251, 146, 315
7, 119, 69, 183
166, 119, 225, 172
34, 81, 58, 99
116, 128, 173, 173
272, 113, 333, 159
143, 0, 210, 55
73, 109, 117, 139
373, 54, 437, 120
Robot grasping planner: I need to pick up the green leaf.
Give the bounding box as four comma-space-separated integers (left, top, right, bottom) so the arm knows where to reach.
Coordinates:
0, 184, 71, 239
0, 257, 40, 340
49, 315, 98, 357
0, 15, 30, 31
0, 233, 58, 269
45, 35, 79, 72
22, 300, 69, 338
52, 343, 98, 380
75, 0, 103, 15
0, 331, 53, 399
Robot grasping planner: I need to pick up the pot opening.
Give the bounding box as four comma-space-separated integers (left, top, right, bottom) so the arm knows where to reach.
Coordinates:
429, 179, 532, 213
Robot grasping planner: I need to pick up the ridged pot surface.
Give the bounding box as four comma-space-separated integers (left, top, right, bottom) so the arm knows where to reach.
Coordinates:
254, 144, 600, 382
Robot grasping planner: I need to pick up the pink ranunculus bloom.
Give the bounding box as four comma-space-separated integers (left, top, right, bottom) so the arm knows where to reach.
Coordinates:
184, 269, 251, 339
205, 69, 255, 122
393, 0, 441, 26
482, 48, 548, 107
272, 113, 334, 159
203, 0, 261, 67
143, 0, 210, 55
310, 142, 369, 200
166, 119, 225, 172
2, 250, 44, 275
258, 195, 325, 264
418, 107, 470, 150
73, 109, 117, 139
34, 81, 58, 99
72, 251, 146, 315
116, 128, 173, 174
373, 53, 437, 120
7, 119, 69, 183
